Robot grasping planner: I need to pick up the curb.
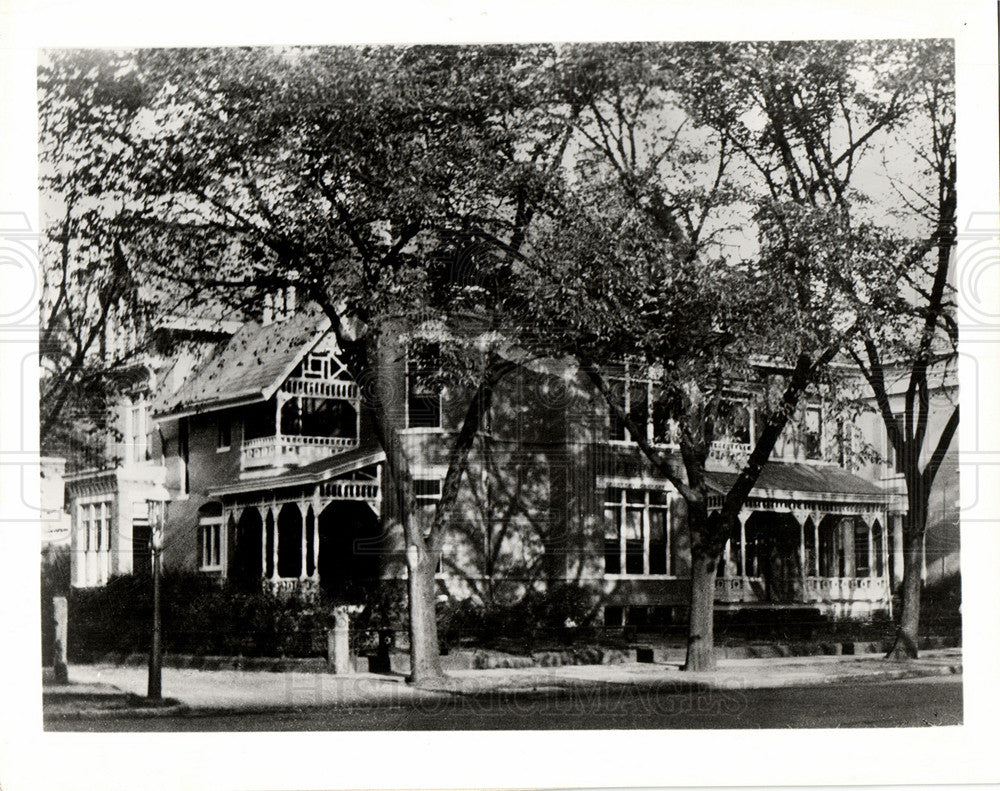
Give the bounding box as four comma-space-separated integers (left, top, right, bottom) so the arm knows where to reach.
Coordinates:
46, 659, 961, 719
44, 698, 190, 721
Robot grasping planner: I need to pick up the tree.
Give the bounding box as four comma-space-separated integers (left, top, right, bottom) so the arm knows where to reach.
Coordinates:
525, 41, 925, 670
39, 46, 572, 684
844, 40, 958, 659
38, 51, 205, 467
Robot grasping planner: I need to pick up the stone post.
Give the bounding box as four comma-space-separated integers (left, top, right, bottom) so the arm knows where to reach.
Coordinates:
52, 596, 68, 684
327, 607, 353, 674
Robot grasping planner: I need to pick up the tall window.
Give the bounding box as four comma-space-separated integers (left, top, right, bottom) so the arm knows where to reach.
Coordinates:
199, 515, 222, 570
609, 368, 674, 444
217, 415, 231, 450
406, 344, 442, 429
715, 399, 752, 444
803, 405, 823, 460
128, 400, 149, 463
78, 500, 112, 586
602, 487, 670, 576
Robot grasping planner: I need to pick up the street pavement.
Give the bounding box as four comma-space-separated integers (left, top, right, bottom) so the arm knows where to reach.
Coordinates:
48, 676, 963, 730
43, 648, 962, 726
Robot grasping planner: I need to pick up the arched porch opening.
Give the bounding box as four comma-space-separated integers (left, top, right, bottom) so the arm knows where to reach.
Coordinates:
230, 508, 263, 591
744, 511, 803, 602
277, 503, 303, 578
317, 501, 383, 602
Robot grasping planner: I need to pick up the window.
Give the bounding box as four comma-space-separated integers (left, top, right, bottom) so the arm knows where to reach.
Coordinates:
837, 420, 855, 468
78, 500, 113, 586
217, 416, 231, 450
132, 518, 152, 576
803, 405, 823, 460
414, 478, 443, 572
406, 344, 442, 429
715, 399, 752, 445
200, 515, 222, 570
609, 367, 675, 444
602, 487, 670, 576
128, 400, 149, 463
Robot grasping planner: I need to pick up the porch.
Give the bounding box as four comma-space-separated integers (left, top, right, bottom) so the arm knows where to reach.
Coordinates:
209, 447, 387, 599
711, 501, 892, 617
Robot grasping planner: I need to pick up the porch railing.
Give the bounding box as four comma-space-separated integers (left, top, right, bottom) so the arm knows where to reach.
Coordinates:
803, 576, 890, 603
714, 575, 890, 604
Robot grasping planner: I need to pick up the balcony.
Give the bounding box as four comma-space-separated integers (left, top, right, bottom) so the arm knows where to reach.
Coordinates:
241, 434, 359, 472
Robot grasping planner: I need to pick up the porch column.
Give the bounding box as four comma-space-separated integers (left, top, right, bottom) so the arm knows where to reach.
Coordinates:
300, 500, 309, 579
792, 510, 808, 596
840, 517, 855, 577
222, 508, 232, 578
722, 539, 731, 578
270, 507, 279, 579
312, 488, 322, 581
813, 517, 820, 576
260, 507, 268, 579
866, 514, 875, 577
738, 510, 750, 577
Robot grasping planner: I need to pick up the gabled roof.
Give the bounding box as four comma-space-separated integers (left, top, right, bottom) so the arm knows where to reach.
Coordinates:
707, 462, 887, 501
153, 304, 330, 418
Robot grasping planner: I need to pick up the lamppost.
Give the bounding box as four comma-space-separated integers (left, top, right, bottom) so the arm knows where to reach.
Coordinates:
147, 499, 165, 700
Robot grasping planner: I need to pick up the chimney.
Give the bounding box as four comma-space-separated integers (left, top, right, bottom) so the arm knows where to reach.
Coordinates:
262, 293, 274, 326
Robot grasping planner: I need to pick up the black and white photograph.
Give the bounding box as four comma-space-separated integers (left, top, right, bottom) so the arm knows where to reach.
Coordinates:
2, 1, 998, 789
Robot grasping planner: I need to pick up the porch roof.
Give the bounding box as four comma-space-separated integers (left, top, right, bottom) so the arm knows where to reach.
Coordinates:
209, 444, 385, 498
153, 304, 330, 419
706, 462, 888, 502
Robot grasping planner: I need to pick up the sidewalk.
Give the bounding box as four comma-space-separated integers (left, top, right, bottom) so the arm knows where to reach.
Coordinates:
44, 648, 961, 719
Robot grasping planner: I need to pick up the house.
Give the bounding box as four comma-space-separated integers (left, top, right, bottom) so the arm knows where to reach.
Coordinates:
128, 297, 949, 626
63, 315, 240, 588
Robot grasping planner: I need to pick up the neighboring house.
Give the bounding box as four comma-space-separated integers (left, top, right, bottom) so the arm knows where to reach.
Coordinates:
40, 456, 71, 551
63, 316, 239, 588
851, 359, 960, 590
138, 297, 934, 623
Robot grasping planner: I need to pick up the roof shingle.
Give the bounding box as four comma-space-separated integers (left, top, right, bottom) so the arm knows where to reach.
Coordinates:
153, 305, 329, 417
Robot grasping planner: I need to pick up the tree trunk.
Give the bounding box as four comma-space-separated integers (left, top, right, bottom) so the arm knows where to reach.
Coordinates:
685, 552, 718, 671
887, 501, 926, 661
406, 540, 444, 684
683, 499, 719, 672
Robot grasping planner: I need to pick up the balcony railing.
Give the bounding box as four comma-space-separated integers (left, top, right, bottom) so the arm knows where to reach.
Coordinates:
708, 441, 753, 460
280, 377, 359, 401
242, 434, 359, 471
